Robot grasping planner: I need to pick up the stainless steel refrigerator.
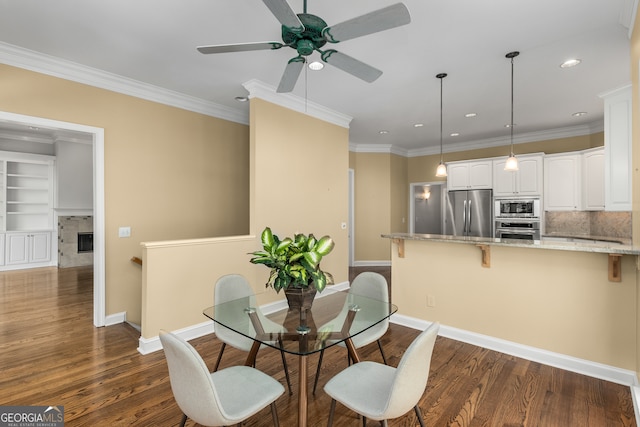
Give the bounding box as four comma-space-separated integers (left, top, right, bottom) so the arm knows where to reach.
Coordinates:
444, 189, 493, 237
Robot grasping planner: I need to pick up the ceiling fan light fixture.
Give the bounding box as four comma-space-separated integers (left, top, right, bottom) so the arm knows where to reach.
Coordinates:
308, 61, 324, 70
504, 51, 519, 172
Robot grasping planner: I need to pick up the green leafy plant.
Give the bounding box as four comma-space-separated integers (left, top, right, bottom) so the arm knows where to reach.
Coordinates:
249, 227, 335, 292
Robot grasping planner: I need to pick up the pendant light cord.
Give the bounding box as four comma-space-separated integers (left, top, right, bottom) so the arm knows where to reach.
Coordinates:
440, 77, 443, 161
510, 55, 514, 156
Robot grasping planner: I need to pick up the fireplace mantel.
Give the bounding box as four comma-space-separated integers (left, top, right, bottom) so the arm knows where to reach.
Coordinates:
55, 208, 93, 216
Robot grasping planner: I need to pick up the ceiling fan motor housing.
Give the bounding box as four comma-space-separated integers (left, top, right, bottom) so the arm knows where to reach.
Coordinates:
282, 13, 327, 56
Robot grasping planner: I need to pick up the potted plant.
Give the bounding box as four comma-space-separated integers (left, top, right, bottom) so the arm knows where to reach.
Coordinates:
249, 226, 334, 309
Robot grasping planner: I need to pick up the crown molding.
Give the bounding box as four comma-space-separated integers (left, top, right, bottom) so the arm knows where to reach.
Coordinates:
348, 142, 408, 157
0, 42, 248, 125
350, 120, 604, 158
243, 79, 352, 129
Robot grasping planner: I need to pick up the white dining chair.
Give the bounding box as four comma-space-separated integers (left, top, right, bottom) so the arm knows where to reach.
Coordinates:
159, 330, 285, 427
324, 322, 440, 427
213, 274, 292, 394
312, 271, 389, 394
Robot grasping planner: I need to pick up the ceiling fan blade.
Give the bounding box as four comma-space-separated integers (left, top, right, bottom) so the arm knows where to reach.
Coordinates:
197, 41, 283, 54
262, 0, 305, 33
321, 50, 382, 83
277, 57, 305, 93
322, 3, 411, 43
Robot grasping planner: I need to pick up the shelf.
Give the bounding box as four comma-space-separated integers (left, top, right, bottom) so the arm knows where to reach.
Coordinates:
6, 174, 47, 179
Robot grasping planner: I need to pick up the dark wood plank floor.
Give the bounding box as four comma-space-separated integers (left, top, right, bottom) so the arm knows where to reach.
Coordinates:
0, 266, 635, 426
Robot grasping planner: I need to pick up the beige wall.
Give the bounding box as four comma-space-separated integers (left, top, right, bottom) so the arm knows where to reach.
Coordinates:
0, 64, 250, 324
249, 98, 349, 289
140, 98, 350, 339
390, 154, 408, 234
392, 240, 637, 370
353, 153, 392, 261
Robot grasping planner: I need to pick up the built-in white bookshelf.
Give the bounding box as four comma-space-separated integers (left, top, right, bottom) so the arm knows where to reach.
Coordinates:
6, 160, 52, 231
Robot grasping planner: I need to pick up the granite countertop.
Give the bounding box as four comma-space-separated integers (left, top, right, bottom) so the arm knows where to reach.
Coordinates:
381, 233, 640, 255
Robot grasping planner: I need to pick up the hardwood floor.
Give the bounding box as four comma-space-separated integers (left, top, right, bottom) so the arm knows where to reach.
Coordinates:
0, 266, 636, 426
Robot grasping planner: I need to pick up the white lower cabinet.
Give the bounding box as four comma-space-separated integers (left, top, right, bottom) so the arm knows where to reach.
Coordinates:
5, 232, 51, 266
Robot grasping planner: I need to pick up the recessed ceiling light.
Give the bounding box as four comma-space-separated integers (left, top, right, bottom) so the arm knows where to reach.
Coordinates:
572, 111, 587, 117
379, 130, 389, 134
234, 96, 248, 102
464, 113, 477, 118
560, 59, 581, 68
414, 123, 424, 128
505, 123, 517, 128
450, 132, 460, 137
308, 61, 324, 71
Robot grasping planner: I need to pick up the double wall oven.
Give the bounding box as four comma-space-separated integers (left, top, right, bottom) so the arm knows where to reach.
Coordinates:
494, 198, 541, 240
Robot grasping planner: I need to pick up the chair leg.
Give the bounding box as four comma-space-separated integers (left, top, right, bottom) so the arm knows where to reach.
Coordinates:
362, 415, 367, 427
270, 401, 280, 427
312, 349, 325, 395
278, 348, 293, 395
414, 405, 425, 427
179, 413, 187, 427
380, 420, 388, 427
213, 342, 226, 372
327, 399, 337, 427
376, 339, 388, 365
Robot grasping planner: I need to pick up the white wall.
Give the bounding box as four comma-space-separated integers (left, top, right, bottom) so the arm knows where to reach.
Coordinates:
55, 141, 92, 210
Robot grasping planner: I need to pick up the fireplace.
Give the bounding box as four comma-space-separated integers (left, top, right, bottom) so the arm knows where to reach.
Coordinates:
78, 232, 93, 253
58, 216, 93, 268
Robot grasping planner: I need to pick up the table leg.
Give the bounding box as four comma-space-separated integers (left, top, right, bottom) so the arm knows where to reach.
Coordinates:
298, 354, 308, 427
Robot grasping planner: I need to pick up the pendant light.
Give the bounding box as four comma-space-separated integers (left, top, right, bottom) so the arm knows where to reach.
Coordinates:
504, 51, 519, 171
435, 73, 448, 177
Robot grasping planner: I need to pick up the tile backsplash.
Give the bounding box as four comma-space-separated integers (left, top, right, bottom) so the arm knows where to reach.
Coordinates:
545, 211, 631, 239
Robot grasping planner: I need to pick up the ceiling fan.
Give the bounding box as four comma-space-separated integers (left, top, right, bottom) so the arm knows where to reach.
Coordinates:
197, 0, 411, 93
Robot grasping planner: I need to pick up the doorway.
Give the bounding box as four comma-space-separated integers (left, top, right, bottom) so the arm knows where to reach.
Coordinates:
0, 110, 106, 326
409, 182, 445, 234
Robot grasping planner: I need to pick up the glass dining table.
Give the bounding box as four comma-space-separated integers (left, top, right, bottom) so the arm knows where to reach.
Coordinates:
203, 289, 397, 427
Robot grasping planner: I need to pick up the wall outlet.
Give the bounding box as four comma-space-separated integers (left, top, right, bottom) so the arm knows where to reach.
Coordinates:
427, 295, 436, 307
118, 226, 131, 238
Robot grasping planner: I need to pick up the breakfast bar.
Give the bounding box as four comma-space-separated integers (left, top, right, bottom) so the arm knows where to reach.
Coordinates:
383, 233, 640, 282
381, 232, 640, 378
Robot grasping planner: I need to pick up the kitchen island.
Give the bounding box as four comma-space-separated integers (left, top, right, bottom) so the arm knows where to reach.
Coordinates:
382, 232, 640, 385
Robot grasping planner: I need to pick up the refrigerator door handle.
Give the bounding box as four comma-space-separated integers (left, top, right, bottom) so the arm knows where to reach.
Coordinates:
463, 200, 467, 235
467, 199, 472, 233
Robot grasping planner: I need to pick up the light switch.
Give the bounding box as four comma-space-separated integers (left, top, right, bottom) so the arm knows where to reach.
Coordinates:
119, 227, 131, 238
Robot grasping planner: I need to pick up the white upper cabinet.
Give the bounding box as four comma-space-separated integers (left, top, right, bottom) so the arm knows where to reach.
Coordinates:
582, 148, 604, 211
544, 154, 581, 211
493, 155, 543, 197
447, 160, 492, 191
600, 85, 632, 211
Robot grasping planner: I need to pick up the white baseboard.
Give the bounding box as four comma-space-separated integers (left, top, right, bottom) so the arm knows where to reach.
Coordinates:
391, 313, 639, 387
352, 260, 391, 267
104, 311, 126, 326
137, 321, 215, 355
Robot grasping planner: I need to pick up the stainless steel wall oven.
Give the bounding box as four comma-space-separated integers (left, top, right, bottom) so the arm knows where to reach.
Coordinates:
495, 220, 540, 240
494, 198, 541, 240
